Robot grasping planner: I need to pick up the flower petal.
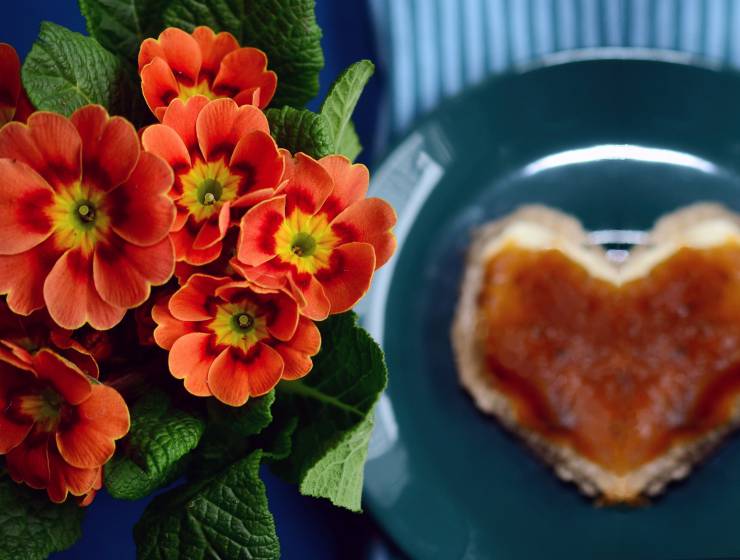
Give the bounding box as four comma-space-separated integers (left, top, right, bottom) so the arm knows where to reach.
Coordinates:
157, 27, 203, 85
44, 249, 126, 330
0, 121, 43, 167
229, 131, 284, 194
235, 259, 290, 292
141, 57, 180, 121
196, 98, 270, 161
107, 151, 176, 246
191, 26, 239, 81
169, 273, 230, 321
193, 202, 230, 250
47, 448, 99, 503
318, 155, 369, 220
49, 331, 100, 379
331, 198, 397, 268
152, 296, 198, 350
138, 37, 165, 71
70, 105, 140, 190
213, 47, 277, 108
0, 363, 33, 453
168, 331, 217, 397
0, 237, 60, 316
296, 275, 331, 321
0, 413, 32, 455
161, 96, 209, 153
171, 222, 223, 265
0, 113, 82, 189
93, 235, 174, 309
0, 159, 54, 254
275, 317, 321, 380
262, 291, 299, 341
32, 349, 92, 406
282, 152, 334, 215
316, 242, 376, 314
56, 383, 129, 469
237, 195, 286, 266
78, 468, 102, 506
208, 343, 284, 406
142, 123, 192, 171
26, 112, 83, 189
6, 433, 51, 490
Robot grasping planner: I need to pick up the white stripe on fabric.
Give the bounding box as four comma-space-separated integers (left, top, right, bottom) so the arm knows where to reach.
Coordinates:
605, 0, 622, 45
558, 0, 578, 49
705, 0, 726, 60
414, 0, 440, 113
654, 0, 673, 49
462, 0, 487, 84
439, 0, 463, 96
732, 0, 740, 64
681, 0, 701, 54
389, 0, 416, 131
510, 0, 532, 62
533, 0, 554, 55
580, 0, 600, 47
630, 0, 650, 46
485, 0, 508, 70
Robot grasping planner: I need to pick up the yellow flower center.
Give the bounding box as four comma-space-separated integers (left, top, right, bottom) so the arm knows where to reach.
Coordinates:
180, 159, 241, 222
208, 301, 269, 353
178, 80, 220, 102
17, 387, 63, 432
47, 182, 110, 253
274, 210, 339, 274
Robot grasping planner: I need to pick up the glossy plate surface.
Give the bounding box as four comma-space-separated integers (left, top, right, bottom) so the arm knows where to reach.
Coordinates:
360, 56, 740, 559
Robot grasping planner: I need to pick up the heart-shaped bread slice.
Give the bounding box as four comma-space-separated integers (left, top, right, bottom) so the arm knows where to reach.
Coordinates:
452, 204, 740, 503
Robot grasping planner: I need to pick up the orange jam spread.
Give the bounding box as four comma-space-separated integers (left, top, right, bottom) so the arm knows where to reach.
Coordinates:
479, 244, 740, 481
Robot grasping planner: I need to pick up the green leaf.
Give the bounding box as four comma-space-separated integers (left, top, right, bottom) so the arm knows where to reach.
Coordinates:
135, 451, 280, 560
22, 22, 124, 116
320, 60, 374, 160
0, 477, 85, 560
265, 106, 332, 158
335, 119, 362, 161
105, 391, 205, 500
79, 0, 169, 61
163, 0, 244, 39
242, 0, 324, 107
191, 392, 275, 477
299, 413, 374, 511
206, 390, 274, 437
255, 414, 297, 463
273, 312, 388, 511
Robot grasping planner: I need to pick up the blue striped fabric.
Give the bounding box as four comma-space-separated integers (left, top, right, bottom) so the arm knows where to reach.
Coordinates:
368, 0, 739, 138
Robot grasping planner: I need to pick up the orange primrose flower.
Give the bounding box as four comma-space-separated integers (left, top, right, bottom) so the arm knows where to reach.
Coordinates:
0, 43, 33, 126
235, 153, 397, 320
152, 274, 321, 406
0, 105, 176, 330
0, 344, 129, 504
142, 97, 283, 266
138, 26, 277, 120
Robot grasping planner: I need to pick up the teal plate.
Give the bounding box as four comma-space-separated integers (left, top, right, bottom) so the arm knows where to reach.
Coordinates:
360, 56, 740, 560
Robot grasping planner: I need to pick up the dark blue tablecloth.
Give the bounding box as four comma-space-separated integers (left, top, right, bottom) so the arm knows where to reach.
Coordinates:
1, 1, 400, 558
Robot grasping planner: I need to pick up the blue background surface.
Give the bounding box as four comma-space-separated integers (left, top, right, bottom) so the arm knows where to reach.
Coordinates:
1, 1, 400, 558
